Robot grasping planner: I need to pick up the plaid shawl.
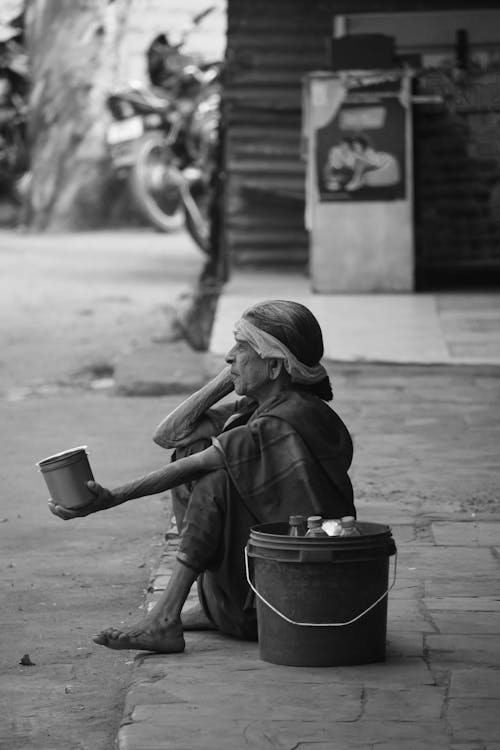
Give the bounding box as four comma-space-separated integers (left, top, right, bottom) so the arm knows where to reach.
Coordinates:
213, 390, 354, 523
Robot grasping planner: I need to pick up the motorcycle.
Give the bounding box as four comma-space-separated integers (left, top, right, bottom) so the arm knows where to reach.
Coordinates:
106, 8, 221, 253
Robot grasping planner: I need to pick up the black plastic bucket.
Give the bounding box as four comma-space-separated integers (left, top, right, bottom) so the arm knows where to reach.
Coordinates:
246, 521, 397, 667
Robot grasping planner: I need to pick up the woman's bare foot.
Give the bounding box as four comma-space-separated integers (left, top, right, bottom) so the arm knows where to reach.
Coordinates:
181, 604, 216, 631
92, 620, 185, 653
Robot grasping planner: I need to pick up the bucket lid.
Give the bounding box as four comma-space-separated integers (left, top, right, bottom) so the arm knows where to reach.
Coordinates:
36, 446, 88, 469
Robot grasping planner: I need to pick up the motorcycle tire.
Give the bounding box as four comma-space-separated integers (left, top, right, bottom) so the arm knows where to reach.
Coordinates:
128, 133, 185, 233
182, 178, 211, 255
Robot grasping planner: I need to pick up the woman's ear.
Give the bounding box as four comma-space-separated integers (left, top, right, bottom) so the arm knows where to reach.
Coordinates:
267, 358, 285, 382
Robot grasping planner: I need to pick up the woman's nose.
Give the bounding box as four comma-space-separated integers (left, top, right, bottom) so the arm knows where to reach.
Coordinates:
225, 345, 236, 364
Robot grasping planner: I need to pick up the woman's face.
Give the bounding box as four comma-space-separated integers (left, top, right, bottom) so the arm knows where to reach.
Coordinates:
225, 338, 270, 399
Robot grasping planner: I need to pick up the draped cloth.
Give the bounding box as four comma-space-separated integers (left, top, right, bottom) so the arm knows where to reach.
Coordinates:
171, 390, 355, 640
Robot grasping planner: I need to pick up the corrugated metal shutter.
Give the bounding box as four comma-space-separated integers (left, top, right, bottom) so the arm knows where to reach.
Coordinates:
224, 0, 331, 266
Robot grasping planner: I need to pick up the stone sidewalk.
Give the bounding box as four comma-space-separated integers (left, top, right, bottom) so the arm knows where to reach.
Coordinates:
210, 268, 500, 365
113, 357, 500, 750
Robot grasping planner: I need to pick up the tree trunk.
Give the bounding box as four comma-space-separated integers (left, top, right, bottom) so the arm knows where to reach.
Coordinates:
24, 0, 131, 230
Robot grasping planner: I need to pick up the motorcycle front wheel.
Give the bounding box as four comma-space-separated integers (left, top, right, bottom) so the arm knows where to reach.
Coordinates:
128, 133, 185, 233
182, 172, 212, 254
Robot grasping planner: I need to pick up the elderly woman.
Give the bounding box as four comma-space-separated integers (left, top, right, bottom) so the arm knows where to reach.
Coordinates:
49, 300, 355, 653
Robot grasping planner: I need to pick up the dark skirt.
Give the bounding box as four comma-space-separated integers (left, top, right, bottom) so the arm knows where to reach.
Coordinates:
171, 458, 259, 641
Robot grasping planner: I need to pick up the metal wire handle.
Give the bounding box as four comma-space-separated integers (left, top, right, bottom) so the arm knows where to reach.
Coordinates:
245, 546, 397, 628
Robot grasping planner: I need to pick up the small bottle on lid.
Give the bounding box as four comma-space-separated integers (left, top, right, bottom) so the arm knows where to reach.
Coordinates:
340, 516, 362, 536
305, 515, 329, 537
288, 514, 307, 537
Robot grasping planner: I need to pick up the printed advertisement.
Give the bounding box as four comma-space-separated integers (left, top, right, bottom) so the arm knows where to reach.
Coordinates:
316, 91, 406, 201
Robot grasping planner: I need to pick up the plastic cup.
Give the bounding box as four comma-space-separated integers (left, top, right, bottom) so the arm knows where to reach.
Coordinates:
37, 446, 95, 509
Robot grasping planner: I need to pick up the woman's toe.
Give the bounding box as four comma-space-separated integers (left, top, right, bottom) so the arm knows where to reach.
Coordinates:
92, 631, 109, 645
92, 623, 185, 653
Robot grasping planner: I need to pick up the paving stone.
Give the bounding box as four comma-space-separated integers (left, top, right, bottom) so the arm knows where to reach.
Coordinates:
425, 579, 498, 597
388, 598, 435, 632
425, 597, 500, 612
153, 563, 175, 576
120, 636, 438, 748
425, 635, 500, 665
398, 546, 499, 577
391, 581, 422, 600
386, 632, 425, 657
431, 521, 500, 546
134, 655, 433, 690
355, 501, 418, 524
297, 744, 454, 750
363, 685, 445, 721
118, 717, 449, 749
115, 340, 213, 397
449, 668, 500, 698
130, 681, 363, 722
117, 718, 281, 750
429, 611, 500, 634
447, 698, 500, 742
448, 341, 500, 359
279, 718, 448, 745
149, 573, 171, 591
390, 524, 417, 544
426, 512, 500, 522
324, 658, 434, 688
152, 658, 432, 690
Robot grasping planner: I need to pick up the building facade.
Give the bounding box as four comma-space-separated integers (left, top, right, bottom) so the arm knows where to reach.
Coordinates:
223, 0, 500, 288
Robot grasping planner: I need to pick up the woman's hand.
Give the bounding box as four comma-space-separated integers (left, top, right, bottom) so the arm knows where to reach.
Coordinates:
153, 365, 235, 449
48, 480, 116, 521
214, 364, 234, 388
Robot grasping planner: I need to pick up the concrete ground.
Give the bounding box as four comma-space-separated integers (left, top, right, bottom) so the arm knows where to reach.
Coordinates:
0, 228, 206, 750
2, 227, 498, 749
110, 271, 500, 750
0, 229, 204, 399
1, 392, 181, 750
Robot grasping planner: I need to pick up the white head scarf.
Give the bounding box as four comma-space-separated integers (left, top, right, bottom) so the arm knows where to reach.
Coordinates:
233, 317, 328, 385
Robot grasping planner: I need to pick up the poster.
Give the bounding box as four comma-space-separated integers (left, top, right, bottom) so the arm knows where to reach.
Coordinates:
315, 81, 406, 202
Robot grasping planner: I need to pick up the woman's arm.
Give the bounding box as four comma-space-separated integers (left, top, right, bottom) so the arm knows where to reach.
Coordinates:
112, 445, 223, 501
153, 366, 234, 448
49, 445, 224, 520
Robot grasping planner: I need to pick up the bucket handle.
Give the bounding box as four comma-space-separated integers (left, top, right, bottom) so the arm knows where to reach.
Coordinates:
244, 546, 398, 628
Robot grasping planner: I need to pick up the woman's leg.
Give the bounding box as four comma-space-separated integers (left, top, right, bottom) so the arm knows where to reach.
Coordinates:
94, 468, 230, 652
170, 438, 212, 532
170, 440, 218, 631
93, 559, 195, 652
179, 469, 259, 641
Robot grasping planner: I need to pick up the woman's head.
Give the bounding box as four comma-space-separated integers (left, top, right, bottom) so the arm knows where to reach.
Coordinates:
243, 300, 323, 362
229, 300, 333, 401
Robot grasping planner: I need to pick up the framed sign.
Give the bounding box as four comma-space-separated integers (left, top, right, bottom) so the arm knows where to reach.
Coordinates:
315, 81, 407, 202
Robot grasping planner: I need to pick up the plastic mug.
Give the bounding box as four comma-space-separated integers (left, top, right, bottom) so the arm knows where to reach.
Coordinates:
37, 446, 94, 509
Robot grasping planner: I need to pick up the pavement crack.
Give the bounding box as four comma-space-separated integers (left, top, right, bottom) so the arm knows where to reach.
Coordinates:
357, 685, 367, 720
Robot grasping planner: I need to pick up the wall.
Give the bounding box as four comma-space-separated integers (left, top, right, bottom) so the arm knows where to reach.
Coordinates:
414, 68, 500, 285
